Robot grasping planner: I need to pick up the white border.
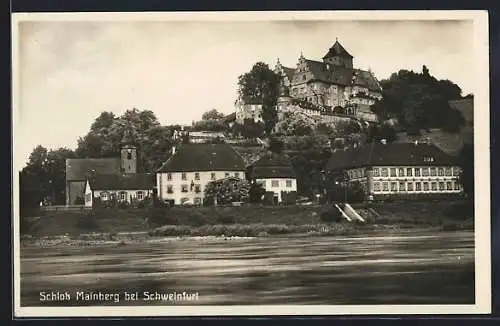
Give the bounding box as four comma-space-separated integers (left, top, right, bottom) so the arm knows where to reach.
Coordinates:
12, 10, 491, 317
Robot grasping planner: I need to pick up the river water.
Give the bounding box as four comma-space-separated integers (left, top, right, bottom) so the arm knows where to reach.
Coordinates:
20, 230, 475, 306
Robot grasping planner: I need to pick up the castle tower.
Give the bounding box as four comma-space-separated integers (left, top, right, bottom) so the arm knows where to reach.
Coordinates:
322, 38, 353, 69
121, 144, 137, 174
277, 79, 292, 112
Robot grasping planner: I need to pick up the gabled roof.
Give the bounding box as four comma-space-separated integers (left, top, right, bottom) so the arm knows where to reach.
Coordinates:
89, 173, 154, 191
323, 40, 353, 59
66, 158, 121, 181
249, 154, 296, 179
325, 142, 458, 171
157, 143, 246, 173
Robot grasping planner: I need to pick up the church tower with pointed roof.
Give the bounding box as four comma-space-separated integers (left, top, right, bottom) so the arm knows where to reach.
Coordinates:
322, 38, 353, 69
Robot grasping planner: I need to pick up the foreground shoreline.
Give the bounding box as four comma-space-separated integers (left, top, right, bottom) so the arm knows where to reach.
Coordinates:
20, 222, 472, 248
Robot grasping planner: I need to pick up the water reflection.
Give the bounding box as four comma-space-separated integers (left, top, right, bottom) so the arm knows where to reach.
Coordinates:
21, 230, 475, 306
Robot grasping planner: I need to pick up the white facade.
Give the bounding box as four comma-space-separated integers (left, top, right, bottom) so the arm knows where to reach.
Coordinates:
345, 165, 462, 196
156, 170, 245, 205
255, 178, 297, 203
83, 180, 153, 207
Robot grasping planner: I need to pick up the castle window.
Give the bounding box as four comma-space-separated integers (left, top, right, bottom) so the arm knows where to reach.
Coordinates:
453, 167, 460, 176
194, 185, 201, 193
438, 168, 444, 176
415, 182, 422, 191
407, 182, 414, 191
271, 180, 279, 187
286, 180, 292, 188
446, 181, 453, 191
373, 182, 381, 192
430, 168, 437, 176
181, 185, 188, 193
303, 75, 306, 81
439, 182, 445, 191
422, 168, 429, 177
399, 182, 405, 192
136, 191, 144, 200
194, 172, 200, 180
167, 173, 172, 181
423, 182, 429, 191
382, 182, 389, 191
390, 168, 396, 177
182, 173, 187, 180
167, 185, 173, 194
119, 192, 127, 201
194, 197, 202, 205
398, 168, 405, 177
127, 152, 132, 160
445, 167, 452, 176
406, 168, 413, 177
381, 168, 388, 177
431, 182, 437, 191
100, 192, 108, 200
390, 182, 397, 192
454, 181, 460, 190
372, 168, 380, 177
414, 168, 421, 177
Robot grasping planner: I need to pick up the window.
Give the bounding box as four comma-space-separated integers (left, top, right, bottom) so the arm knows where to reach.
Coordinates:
423, 182, 429, 191
225, 172, 230, 178
390, 182, 397, 191
446, 181, 453, 190
372, 168, 380, 177
381, 168, 388, 177
136, 191, 144, 200
303, 75, 306, 81
431, 182, 437, 191
167, 185, 173, 194
454, 181, 460, 190
407, 182, 414, 191
194, 184, 201, 193
271, 180, 279, 187
100, 192, 108, 200
453, 167, 460, 176
120, 192, 126, 201
373, 182, 381, 192
181, 197, 189, 204
167, 173, 172, 181
439, 182, 445, 191
430, 168, 437, 176
398, 168, 405, 177
211, 172, 216, 180
181, 185, 188, 193
406, 168, 413, 177
422, 168, 429, 177
390, 168, 397, 177
127, 152, 132, 160
382, 182, 389, 191
235, 172, 240, 178
194, 197, 202, 205
414, 168, 421, 177
399, 182, 405, 192
438, 168, 444, 176
194, 172, 200, 180
445, 168, 452, 176
415, 182, 422, 191
286, 180, 292, 188
181, 173, 187, 180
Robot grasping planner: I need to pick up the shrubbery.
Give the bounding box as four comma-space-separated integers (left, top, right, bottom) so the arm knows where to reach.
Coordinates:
75, 211, 99, 230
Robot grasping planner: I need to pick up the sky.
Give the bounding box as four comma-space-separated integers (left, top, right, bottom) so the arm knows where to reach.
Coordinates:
14, 16, 477, 171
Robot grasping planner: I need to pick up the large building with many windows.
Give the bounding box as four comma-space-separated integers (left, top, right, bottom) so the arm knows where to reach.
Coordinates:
325, 141, 462, 200
155, 143, 246, 205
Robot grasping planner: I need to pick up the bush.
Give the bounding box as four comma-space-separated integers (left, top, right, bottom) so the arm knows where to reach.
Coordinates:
146, 207, 176, 227
74, 196, 85, 205
320, 207, 344, 223
216, 215, 236, 225
443, 201, 474, 221
75, 211, 99, 230
118, 201, 130, 209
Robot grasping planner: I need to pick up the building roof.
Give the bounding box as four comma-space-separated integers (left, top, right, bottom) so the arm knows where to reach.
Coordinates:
66, 158, 121, 181
282, 66, 295, 81
323, 40, 354, 59
449, 98, 473, 124
298, 60, 381, 92
249, 154, 296, 179
325, 142, 458, 171
89, 173, 154, 191
156, 143, 246, 173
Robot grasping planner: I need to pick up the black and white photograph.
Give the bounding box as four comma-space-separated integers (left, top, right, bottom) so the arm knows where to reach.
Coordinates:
12, 11, 491, 317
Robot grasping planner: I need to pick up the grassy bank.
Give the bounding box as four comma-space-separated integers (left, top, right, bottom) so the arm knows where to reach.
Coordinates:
20, 200, 473, 238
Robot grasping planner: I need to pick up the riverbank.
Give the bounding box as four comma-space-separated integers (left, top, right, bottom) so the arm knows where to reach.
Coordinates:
20, 200, 473, 244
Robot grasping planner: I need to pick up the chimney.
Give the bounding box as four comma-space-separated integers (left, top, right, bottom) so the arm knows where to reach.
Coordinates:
380, 139, 387, 145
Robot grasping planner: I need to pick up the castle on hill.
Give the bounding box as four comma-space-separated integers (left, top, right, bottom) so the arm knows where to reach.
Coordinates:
235, 39, 382, 125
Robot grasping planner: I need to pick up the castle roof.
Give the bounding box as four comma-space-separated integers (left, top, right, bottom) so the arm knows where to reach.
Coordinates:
323, 40, 353, 59
156, 143, 246, 173
325, 142, 457, 172
298, 60, 381, 92
66, 158, 121, 181
88, 173, 154, 191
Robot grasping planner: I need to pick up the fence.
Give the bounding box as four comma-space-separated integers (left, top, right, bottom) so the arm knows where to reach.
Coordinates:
41, 205, 93, 212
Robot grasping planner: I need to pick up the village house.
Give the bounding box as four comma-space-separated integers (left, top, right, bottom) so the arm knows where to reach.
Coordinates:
324, 141, 463, 200
247, 154, 297, 204
156, 143, 246, 206
83, 173, 154, 207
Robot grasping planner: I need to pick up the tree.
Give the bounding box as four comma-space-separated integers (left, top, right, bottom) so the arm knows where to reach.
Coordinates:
372, 66, 464, 133
249, 182, 266, 203
204, 177, 251, 205
238, 62, 281, 134
201, 109, 225, 121
268, 137, 284, 154
240, 118, 265, 139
